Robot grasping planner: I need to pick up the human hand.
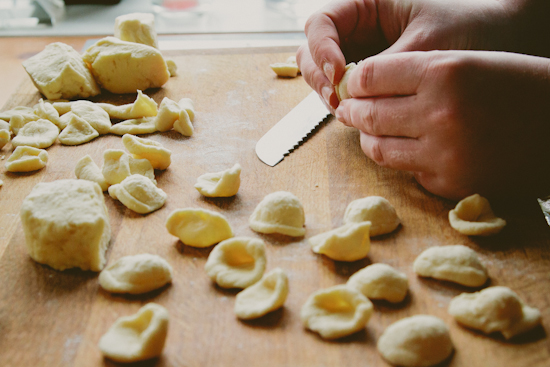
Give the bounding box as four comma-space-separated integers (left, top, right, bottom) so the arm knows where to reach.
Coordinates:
297, 0, 550, 111
334, 50, 550, 200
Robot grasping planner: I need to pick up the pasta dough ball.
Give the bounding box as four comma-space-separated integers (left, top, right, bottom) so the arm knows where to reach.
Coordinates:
166, 59, 177, 77
98, 303, 169, 363
0, 129, 10, 149
270, 63, 300, 78
6, 146, 48, 172
58, 113, 99, 145
11, 119, 59, 149
335, 62, 357, 101
99, 253, 172, 294
300, 285, 373, 339
75, 155, 109, 191
114, 12, 158, 48
234, 267, 289, 319
449, 194, 506, 236
377, 315, 453, 367
165, 208, 233, 248
98, 90, 158, 120
205, 237, 267, 289
448, 286, 541, 339
102, 149, 156, 185
413, 245, 488, 287
347, 263, 408, 303
22, 42, 100, 100
82, 37, 170, 94
110, 117, 157, 135
194, 163, 241, 197
309, 222, 371, 262
122, 134, 172, 170
343, 196, 401, 236
108, 174, 167, 214
249, 191, 306, 237
70, 100, 112, 135
20, 179, 111, 271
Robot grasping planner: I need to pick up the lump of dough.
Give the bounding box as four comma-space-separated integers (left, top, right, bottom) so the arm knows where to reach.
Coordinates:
33, 99, 64, 130
300, 285, 373, 339
11, 119, 59, 149
75, 155, 109, 191
114, 12, 158, 48
98, 90, 158, 120
204, 236, 266, 289
154, 97, 180, 132
122, 134, 171, 170
270, 63, 300, 78
110, 117, 157, 135
6, 146, 48, 172
448, 286, 541, 339
98, 303, 169, 363
82, 37, 170, 94
165, 208, 233, 248
335, 62, 357, 101
449, 194, 506, 236
20, 179, 111, 271
309, 222, 371, 262
70, 100, 112, 135
377, 315, 454, 367
413, 245, 488, 287
0, 106, 34, 122
0, 129, 10, 149
343, 196, 401, 236
0, 119, 10, 131
249, 191, 305, 237
108, 174, 167, 214
178, 98, 195, 122
347, 263, 408, 303
99, 253, 172, 294
195, 163, 241, 197
58, 113, 99, 145
234, 267, 289, 319
22, 42, 100, 100
173, 109, 194, 137
102, 149, 156, 185
166, 59, 177, 77
10, 112, 39, 136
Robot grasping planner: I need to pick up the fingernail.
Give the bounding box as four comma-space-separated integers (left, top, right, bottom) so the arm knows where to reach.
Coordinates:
321, 86, 334, 107
323, 62, 335, 84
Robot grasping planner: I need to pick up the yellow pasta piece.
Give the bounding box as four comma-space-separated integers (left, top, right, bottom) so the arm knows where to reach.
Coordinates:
194, 163, 241, 197
122, 134, 171, 170
74, 155, 109, 191
165, 208, 233, 248
58, 113, 99, 146
6, 146, 48, 172
108, 174, 167, 214
110, 117, 157, 135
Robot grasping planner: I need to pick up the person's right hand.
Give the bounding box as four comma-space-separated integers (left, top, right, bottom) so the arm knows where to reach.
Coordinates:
297, 0, 550, 111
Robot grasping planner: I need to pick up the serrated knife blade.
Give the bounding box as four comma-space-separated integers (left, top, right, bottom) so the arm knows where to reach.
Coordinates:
255, 91, 330, 166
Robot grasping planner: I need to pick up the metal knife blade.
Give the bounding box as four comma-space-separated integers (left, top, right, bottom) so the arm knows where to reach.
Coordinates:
255, 91, 330, 166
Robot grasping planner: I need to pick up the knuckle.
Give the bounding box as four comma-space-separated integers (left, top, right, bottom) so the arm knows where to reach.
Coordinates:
367, 138, 387, 167
360, 100, 379, 135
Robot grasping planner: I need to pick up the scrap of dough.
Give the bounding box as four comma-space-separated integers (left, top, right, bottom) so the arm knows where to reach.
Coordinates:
82, 37, 170, 94
343, 196, 401, 236
33, 99, 64, 130
11, 119, 59, 149
449, 194, 506, 236
309, 222, 371, 262
102, 149, 156, 185
5, 146, 48, 172
165, 208, 233, 248
98, 303, 169, 363
300, 285, 373, 339
204, 236, 267, 289
270, 63, 300, 78
0, 106, 34, 122
20, 179, 111, 271
110, 117, 157, 135
154, 97, 180, 132
10, 113, 39, 136
249, 191, 306, 237
166, 59, 177, 77
22, 42, 100, 100
194, 163, 241, 197
178, 98, 195, 122
108, 174, 167, 214
448, 286, 541, 339
70, 100, 112, 135
99, 253, 172, 294
335, 62, 357, 101
173, 109, 194, 136
50, 101, 73, 116
122, 134, 171, 170
97, 90, 158, 120
114, 12, 159, 48
0, 129, 11, 149
0, 119, 10, 131
58, 113, 99, 145
413, 245, 488, 287
377, 315, 454, 367
347, 263, 409, 303
234, 267, 289, 319
75, 155, 109, 191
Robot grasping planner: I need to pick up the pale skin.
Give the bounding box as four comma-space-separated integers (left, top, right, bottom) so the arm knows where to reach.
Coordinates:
297, 0, 550, 200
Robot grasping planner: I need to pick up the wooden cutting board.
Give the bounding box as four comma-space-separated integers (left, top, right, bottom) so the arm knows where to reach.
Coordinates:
0, 45, 549, 367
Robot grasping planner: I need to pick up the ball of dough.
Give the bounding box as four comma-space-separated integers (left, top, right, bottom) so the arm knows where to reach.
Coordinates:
309, 222, 371, 262
335, 62, 357, 101
343, 196, 400, 236
165, 208, 233, 248
347, 263, 408, 303
249, 191, 305, 237
194, 163, 241, 197
20, 179, 111, 271
108, 174, 167, 214
377, 315, 454, 367
448, 194, 506, 236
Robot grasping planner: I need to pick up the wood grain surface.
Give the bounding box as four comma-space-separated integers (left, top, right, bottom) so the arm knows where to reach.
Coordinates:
0, 45, 549, 367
